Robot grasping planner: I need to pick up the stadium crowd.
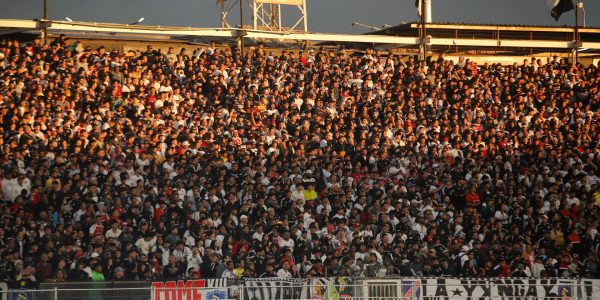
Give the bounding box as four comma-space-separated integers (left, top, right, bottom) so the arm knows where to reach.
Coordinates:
0, 35, 599, 285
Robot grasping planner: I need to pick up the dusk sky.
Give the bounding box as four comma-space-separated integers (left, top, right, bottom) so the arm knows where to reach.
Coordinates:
0, 0, 598, 34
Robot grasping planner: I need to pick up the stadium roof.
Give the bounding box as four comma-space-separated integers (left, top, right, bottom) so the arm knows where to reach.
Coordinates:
1, 19, 599, 56
352, 21, 600, 55
372, 22, 600, 34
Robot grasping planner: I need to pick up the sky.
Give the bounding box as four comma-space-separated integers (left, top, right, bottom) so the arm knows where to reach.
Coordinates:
0, 0, 598, 34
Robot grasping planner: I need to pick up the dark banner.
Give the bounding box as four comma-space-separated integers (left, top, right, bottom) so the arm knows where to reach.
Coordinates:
244, 278, 307, 300
40, 281, 151, 300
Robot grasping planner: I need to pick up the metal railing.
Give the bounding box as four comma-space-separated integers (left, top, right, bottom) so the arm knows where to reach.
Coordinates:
0, 287, 239, 300
1, 277, 599, 300
0, 288, 147, 300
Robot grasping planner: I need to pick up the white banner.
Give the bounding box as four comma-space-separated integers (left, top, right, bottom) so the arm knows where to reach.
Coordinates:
579, 279, 600, 300
399, 278, 600, 300
244, 278, 307, 300
151, 279, 228, 300
0, 282, 7, 300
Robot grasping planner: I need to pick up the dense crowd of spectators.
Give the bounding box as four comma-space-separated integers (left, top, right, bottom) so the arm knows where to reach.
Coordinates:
0, 35, 599, 286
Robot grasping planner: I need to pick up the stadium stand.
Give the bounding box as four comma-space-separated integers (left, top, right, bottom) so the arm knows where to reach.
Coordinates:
0, 36, 598, 285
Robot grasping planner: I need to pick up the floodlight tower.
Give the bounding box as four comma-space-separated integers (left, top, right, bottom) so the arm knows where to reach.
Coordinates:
220, 0, 308, 32
219, 0, 244, 29
252, 0, 308, 32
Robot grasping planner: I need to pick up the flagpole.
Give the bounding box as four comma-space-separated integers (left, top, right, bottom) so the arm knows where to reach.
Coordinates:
574, 0, 579, 65
42, 0, 48, 44
420, 0, 425, 61
240, 0, 245, 56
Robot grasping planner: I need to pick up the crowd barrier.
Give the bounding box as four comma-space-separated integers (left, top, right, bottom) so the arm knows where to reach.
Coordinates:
1, 277, 599, 300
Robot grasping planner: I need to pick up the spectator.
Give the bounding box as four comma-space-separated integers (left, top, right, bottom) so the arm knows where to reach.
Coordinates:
201, 253, 220, 278
34, 253, 53, 282
0, 37, 597, 284
91, 264, 105, 282
162, 256, 184, 280
221, 260, 237, 279
277, 261, 292, 278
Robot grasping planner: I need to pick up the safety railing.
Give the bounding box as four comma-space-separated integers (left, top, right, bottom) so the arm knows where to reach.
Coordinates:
0, 287, 238, 300
1, 277, 599, 300
0, 287, 149, 300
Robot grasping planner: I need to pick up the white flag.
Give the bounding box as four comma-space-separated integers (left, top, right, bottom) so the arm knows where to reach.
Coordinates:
415, 0, 422, 17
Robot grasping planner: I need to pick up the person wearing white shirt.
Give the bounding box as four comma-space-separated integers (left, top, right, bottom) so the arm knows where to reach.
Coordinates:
127, 169, 144, 188
135, 234, 157, 255
531, 257, 546, 278
566, 192, 580, 207
375, 224, 394, 244
276, 261, 292, 278
252, 226, 265, 242
158, 246, 171, 266
162, 157, 176, 173
105, 223, 122, 240
412, 219, 427, 240
355, 244, 368, 261
172, 242, 192, 262
187, 247, 204, 272
14, 175, 31, 198
293, 95, 303, 110
221, 261, 237, 279
136, 157, 150, 167
291, 185, 305, 204
278, 232, 295, 251
316, 200, 332, 215
495, 204, 509, 225
1, 173, 19, 202
73, 204, 87, 223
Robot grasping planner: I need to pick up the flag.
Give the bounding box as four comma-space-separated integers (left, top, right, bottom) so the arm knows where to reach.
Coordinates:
549, 0, 575, 21
415, 0, 422, 17
216, 0, 226, 6
325, 280, 339, 300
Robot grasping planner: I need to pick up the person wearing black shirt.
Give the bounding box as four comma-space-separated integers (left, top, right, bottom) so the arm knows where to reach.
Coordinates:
509, 207, 524, 230
461, 251, 478, 277
535, 216, 553, 238
200, 252, 220, 278
511, 263, 528, 277
438, 259, 454, 277
162, 256, 184, 280
535, 232, 553, 254
222, 193, 240, 217
450, 179, 467, 211
252, 248, 267, 276
121, 250, 139, 280
69, 260, 91, 280
259, 263, 277, 278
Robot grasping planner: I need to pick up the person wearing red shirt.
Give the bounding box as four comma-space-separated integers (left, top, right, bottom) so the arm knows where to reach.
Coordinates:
567, 228, 581, 254
279, 247, 296, 274
496, 260, 511, 278
146, 88, 157, 108
465, 185, 481, 207
299, 51, 308, 67
89, 216, 105, 238
153, 201, 167, 224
